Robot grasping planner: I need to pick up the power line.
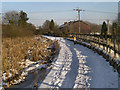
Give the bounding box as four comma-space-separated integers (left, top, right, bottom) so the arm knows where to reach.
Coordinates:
2, 9, 117, 15
28, 10, 73, 13
81, 19, 116, 20
29, 18, 75, 20
27, 9, 117, 14
29, 18, 116, 21
2, 9, 117, 25
85, 10, 117, 14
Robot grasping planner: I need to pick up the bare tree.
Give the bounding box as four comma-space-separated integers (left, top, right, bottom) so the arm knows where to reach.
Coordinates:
84, 21, 102, 34
42, 20, 50, 34
3, 11, 20, 25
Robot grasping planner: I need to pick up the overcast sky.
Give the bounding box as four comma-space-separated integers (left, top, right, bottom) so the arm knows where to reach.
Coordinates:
2, 2, 118, 26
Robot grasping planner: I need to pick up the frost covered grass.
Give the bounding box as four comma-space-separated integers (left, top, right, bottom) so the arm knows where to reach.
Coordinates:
2, 36, 59, 87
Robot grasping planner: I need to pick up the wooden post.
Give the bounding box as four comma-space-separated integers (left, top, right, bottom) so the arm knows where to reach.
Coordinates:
114, 38, 117, 58
103, 37, 105, 50
98, 36, 100, 48
113, 23, 117, 58
109, 35, 111, 53
106, 20, 110, 52
93, 33, 95, 46
118, 39, 120, 54
106, 35, 108, 52
117, 39, 119, 54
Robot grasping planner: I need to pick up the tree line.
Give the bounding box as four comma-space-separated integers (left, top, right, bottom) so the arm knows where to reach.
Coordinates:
2, 11, 36, 38
2, 10, 61, 38
2, 10, 119, 38
36, 19, 61, 37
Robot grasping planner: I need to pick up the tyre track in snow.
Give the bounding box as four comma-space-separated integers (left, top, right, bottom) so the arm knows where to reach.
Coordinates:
39, 38, 73, 88
39, 36, 118, 88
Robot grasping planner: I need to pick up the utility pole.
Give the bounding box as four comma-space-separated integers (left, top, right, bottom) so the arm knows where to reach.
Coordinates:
73, 8, 84, 35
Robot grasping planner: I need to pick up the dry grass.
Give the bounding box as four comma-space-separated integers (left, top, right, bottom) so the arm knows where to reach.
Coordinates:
2, 36, 59, 87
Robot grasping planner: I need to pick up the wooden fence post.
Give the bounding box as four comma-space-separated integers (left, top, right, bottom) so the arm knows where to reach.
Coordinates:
114, 38, 117, 58
117, 38, 119, 54
109, 35, 111, 53
98, 36, 100, 48
103, 37, 105, 50
107, 35, 109, 52
113, 23, 117, 58
118, 41, 120, 54
106, 35, 108, 52
118, 37, 120, 54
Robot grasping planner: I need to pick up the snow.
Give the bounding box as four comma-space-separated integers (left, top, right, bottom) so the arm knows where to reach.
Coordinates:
2, 58, 47, 86
9, 62, 47, 85
36, 64, 46, 69
39, 36, 118, 88
74, 39, 120, 60
25, 59, 35, 67
2, 73, 6, 81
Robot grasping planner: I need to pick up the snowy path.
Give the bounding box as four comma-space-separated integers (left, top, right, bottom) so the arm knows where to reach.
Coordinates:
39, 36, 118, 88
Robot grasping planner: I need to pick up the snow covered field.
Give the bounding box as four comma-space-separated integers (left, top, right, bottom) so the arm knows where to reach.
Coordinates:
39, 36, 118, 88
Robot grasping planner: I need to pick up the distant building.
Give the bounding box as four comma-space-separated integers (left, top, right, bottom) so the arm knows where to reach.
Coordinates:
59, 20, 91, 34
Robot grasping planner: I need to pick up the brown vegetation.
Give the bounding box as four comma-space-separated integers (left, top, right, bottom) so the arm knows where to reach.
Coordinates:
2, 24, 35, 38
2, 36, 59, 87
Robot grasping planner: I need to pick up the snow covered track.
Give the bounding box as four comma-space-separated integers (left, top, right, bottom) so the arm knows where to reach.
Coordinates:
39, 36, 118, 88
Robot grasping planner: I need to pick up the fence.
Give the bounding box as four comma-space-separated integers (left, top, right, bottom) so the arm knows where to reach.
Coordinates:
67, 33, 120, 58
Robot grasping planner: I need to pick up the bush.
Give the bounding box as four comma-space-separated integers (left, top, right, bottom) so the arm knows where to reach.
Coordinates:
2, 24, 35, 38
